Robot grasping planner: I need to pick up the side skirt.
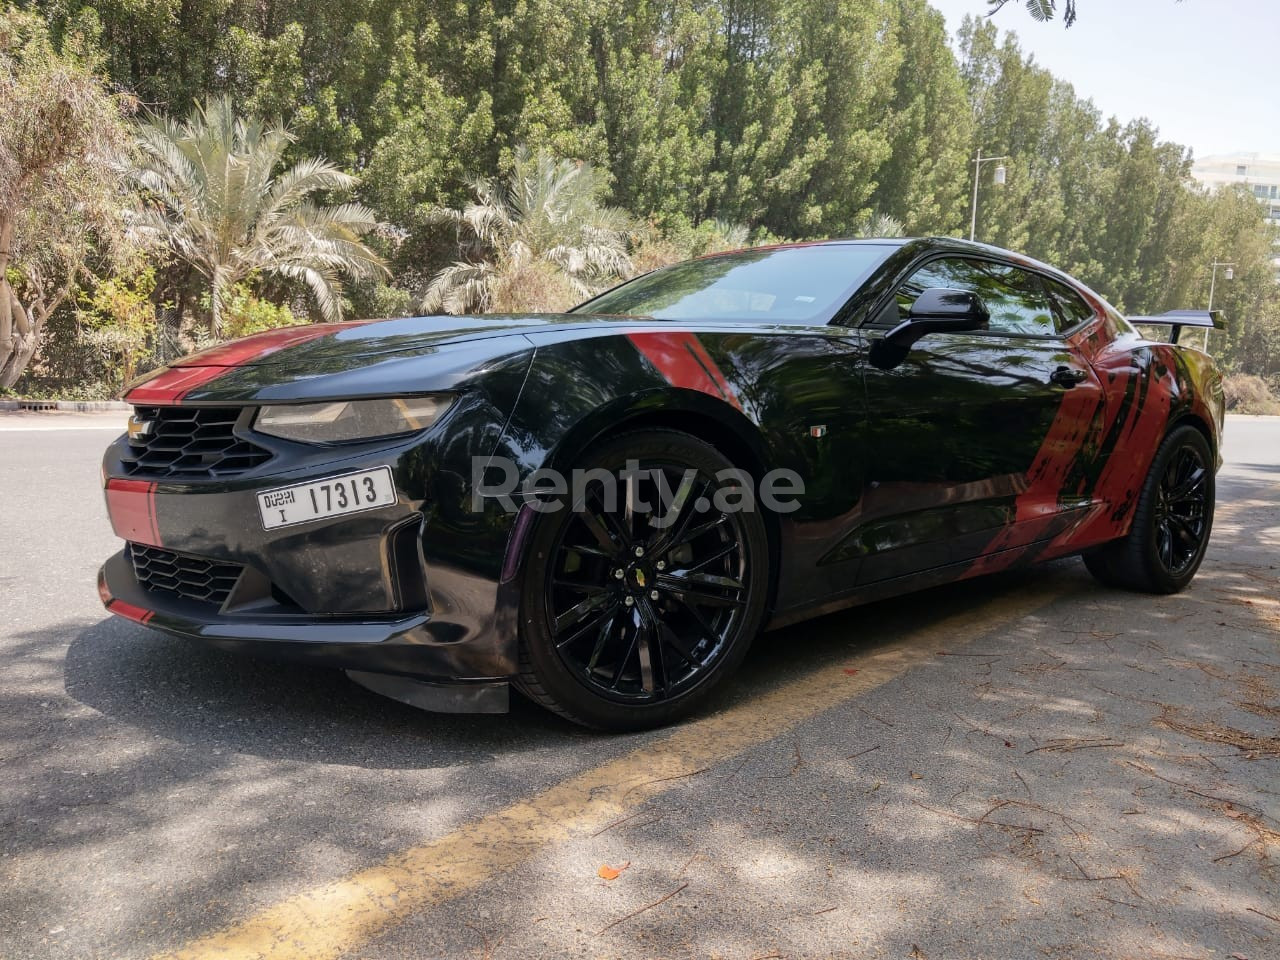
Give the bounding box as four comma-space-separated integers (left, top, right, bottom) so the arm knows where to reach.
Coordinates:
763, 539, 1058, 631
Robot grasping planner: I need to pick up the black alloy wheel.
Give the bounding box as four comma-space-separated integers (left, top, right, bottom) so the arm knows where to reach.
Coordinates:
1153, 442, 1210, 578
518, 429, 769, 729
1083, 424, 1215, 594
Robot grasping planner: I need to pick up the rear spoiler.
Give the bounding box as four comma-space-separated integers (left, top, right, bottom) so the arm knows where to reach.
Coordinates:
1126, 309, 1224, 345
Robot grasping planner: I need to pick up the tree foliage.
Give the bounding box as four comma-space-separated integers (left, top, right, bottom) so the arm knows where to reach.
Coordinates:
987, 0, 1078, 26
8, 0, 1278, 394
0, 6, 137, 386
128, 96, 388, 335
422, 147, 633, 314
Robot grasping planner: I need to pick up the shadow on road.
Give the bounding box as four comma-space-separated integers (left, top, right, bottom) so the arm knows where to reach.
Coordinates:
2, 457, 1275, 959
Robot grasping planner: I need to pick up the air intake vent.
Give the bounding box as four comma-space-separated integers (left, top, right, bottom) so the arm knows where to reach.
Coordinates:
128, 543, 243, 607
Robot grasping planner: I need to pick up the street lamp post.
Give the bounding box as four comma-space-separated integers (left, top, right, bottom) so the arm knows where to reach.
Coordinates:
1205, 259, 1235, 351
969, 148, 1007, 242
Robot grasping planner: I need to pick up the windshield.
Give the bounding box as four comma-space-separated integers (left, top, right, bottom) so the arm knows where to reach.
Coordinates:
573, 244, 895, 323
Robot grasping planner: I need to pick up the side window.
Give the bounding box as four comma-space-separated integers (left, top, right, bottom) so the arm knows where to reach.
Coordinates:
894, 257, 1058, 336
1043, 278, 1096, 331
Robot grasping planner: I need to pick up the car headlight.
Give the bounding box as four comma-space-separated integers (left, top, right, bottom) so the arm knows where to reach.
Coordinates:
254, 395, 454, 444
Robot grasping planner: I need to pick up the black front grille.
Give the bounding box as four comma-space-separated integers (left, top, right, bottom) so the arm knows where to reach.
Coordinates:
129, 544, 243, 607
122, 406, 273, 479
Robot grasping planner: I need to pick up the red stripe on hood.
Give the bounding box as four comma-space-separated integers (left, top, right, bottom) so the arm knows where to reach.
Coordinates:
628, 332, 743, 411
125, 321, 374, 405
125, 365, 232, 405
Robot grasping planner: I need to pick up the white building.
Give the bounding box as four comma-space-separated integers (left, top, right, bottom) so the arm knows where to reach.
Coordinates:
1190, 153, 1280, 281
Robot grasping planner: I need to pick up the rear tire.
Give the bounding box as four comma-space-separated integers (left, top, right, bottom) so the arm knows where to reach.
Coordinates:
1082, 424, 1214, 594
517, 429, 770, 730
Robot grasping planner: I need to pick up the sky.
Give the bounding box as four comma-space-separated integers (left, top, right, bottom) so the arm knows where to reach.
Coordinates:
925, 0, 1280, 160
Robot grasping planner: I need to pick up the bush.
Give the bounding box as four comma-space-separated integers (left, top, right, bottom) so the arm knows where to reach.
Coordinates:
78, 268, 160, 389
1223, 373, 1280, 415
201, 284, 302, 339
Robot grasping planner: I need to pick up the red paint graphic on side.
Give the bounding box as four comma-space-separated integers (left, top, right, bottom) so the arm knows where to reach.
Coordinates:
105, 478, 162, 547
108, 600, 153, 625
966, 344, 1179, 579
628, 332, 743, 411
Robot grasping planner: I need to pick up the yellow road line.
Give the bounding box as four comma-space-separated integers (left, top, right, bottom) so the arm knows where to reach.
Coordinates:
156, 580, 1073, 960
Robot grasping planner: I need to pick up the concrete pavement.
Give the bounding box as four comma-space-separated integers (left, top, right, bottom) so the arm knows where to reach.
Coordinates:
1, 414, 1276, 959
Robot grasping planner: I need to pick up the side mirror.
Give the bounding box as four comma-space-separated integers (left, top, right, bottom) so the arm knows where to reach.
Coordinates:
870, 288, 990, 369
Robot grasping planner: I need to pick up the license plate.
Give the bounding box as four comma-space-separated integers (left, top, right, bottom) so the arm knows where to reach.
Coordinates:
257, 467, 396, 530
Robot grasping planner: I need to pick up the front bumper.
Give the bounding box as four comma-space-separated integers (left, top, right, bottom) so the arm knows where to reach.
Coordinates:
98, 547, 514, 683
98, 418, 529, 696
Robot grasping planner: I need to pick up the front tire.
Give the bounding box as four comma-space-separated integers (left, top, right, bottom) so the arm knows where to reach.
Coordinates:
517, 430, 770, 730
1083, 424, 1215, 594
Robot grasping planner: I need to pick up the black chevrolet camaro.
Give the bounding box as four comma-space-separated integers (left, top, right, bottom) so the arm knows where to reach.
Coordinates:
100, 238, 1224, 729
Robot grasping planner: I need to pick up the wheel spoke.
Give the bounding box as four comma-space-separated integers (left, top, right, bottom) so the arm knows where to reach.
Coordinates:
553, 578, 599, 593
623, 470, 637, 542
666, 513, 730, 552
657, 617, 700, 667
577, 501, 620, 555
553, 588, 611, 636
659, 568, 745, 597
649, 475, 708, 552
608, 615, 641, 691
557, 600, 618, 650
635, 607, 657, 695
1168, 466, 1206, 504
585, 607, 620, 671
1156, 520, 1174, 567
1168, 514, 1200, 549
686, 541, 739, 573
658, 573, 745, 608
684, 570, 745, 591
566, 544, 614, 560
667, 590, 726, 645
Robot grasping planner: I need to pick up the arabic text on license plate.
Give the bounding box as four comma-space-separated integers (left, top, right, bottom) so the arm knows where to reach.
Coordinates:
257, 467, 396, 530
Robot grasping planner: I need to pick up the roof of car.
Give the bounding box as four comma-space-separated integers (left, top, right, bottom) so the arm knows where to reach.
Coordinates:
700, 236, 1072, 282
701, 236, 1028, 258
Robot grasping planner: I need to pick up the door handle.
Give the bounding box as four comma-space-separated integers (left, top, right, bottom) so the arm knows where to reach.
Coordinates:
1049, 365, 1088, 388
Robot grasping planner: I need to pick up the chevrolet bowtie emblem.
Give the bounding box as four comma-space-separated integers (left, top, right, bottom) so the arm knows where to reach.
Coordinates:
127, 415, 154, 441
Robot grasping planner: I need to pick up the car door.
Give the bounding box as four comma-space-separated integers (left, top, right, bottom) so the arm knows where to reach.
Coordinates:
851, 255, 1104, 584
727, 323, 874, 609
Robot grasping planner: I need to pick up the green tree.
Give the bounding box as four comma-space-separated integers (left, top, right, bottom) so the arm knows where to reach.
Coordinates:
128, 95, 387, 336
853, 213, 907, 238
868, 0, 972, 233
422, 147, 633, 314
0, 7, 138, 387
77, 266, 158, 388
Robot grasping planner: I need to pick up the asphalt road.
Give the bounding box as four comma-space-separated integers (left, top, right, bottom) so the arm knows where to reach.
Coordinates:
1, 413, 1277, 960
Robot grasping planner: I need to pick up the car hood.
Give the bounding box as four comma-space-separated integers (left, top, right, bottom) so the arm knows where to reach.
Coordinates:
169, 314, 625, 368
126, 313, 652, 406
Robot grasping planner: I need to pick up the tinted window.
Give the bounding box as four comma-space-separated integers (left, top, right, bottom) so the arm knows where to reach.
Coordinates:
1043, 277, 1095, 331
895, 258, 1057, 336
574, 244, 895, 323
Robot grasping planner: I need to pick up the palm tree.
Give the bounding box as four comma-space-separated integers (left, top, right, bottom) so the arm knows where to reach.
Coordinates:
128, 96, 387, 336
422, 147, 633, 314
853, 212, 906, 239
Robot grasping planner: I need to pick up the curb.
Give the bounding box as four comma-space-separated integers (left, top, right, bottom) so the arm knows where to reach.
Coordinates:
0, 399, 129, 412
